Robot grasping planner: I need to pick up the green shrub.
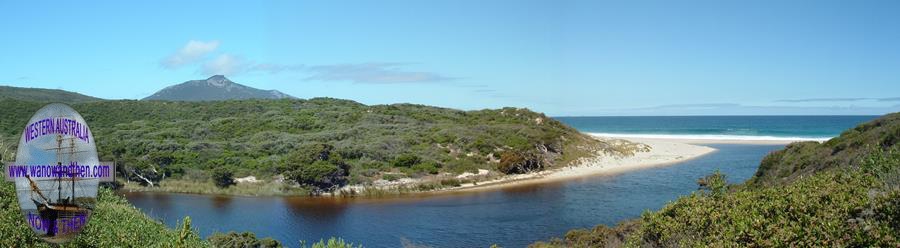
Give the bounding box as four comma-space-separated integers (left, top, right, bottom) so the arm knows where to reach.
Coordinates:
697, 170, 727, 196
411, 162, 440, 174
209, 231, 282, 248
382, 174, 404, 181
630, 168, 898, 247
440, 178, 462, 187
529, 221, 638, 248
284, 144, 351, 192
390, 154, 421, 168
300, 237, 362, 248
212, 168, 236, 188
287, 161, 347, 192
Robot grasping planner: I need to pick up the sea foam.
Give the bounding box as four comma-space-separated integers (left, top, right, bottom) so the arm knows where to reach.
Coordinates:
587, 132, 831, 142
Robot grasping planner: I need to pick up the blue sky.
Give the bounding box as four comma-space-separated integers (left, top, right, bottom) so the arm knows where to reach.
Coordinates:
1, 0, 899, 116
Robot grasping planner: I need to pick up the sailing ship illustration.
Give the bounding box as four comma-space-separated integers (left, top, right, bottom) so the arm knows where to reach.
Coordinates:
23, 133, 93, 238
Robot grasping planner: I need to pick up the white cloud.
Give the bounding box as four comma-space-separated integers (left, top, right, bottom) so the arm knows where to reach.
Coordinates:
199, 54, 306, 76
249, 63, 305, 74
775, 97, 900, 103
304, 63, 454, 84
201, 54, 246, 76
158, 41, 451, 81
160, 40, 220, 69
776, 98, 868, 103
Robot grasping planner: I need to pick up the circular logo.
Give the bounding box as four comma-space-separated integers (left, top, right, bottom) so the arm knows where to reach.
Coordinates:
9, 103, 104, 243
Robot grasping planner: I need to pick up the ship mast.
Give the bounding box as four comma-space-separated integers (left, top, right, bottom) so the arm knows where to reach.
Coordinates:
57, 134, 62, 203
70, 137, 75, 202
48, 132, 82, 204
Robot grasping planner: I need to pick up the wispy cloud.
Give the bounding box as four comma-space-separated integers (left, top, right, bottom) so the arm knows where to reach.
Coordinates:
199, 58, 452, 82
249, 63, 305, 74
472, 88, 497, 93
776, 97, 900, 103
199, 55, 305, 76
304, 63, 454, 84
160, 41, 453, 81
160, 40, 220, 69
650, 103, 742, 109
201, 54, 247, 75
776, 97, 869, 103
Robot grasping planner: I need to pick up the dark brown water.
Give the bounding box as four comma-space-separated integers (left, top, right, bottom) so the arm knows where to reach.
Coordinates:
123, 144, 782, 248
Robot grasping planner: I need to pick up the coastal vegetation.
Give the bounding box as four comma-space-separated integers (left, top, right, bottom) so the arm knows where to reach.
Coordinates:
208, 231, 281, 247
0, 94, 617, 196
531, 113, 900, 247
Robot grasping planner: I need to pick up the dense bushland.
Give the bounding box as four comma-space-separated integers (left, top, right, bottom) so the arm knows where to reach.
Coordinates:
0, 97, 602, 194
631, 149, 899, 247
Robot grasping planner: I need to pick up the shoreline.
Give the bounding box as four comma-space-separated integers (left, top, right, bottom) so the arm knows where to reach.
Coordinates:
416, 136, 717, 194
587, 133, 829, 145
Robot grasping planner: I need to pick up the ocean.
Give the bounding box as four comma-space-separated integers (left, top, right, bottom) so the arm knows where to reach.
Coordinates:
556, 115, 878, 141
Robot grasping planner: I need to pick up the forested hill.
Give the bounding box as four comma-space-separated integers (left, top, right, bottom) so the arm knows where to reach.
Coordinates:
0, 85, 102, 103
0, 95, 607, 193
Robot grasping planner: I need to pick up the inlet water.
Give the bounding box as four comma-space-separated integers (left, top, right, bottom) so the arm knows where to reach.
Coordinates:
124, 144, 782, 247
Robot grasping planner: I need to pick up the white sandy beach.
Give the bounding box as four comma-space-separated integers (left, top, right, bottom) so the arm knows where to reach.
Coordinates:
438, 136, 717, 193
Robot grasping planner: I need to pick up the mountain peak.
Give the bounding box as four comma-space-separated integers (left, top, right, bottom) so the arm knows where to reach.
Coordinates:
206, 75, 232, 87
143, 76, 295, 101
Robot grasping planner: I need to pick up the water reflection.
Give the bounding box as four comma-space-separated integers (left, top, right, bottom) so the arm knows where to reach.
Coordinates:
210, 195, 232, 210
282, 197, 350, 235
499, 180, 566, 195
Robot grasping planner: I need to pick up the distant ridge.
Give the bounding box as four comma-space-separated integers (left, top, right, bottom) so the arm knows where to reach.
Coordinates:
143, 75, 295, 101
0, 85, 103, 103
